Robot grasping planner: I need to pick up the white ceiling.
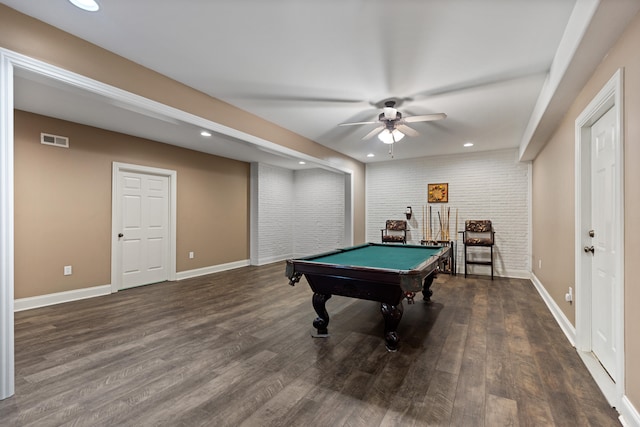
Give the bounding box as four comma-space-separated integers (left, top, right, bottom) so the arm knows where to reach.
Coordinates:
2, 0, 639, 168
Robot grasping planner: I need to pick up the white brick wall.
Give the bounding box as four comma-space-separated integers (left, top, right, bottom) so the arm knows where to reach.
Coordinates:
293, 168, 345, 257
253, 164, 346, 264
256, 163, 295, 264
366, 149, 530, 278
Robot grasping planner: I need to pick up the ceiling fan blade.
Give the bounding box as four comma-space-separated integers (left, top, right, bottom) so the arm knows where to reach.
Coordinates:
259, 95, 366, 103
410, 66, 548, 100
339, 120, 378, 127
404, 113, 447, 123
397, 124, 419, 137
362, 126, 385, 140
221, 92, 367, 104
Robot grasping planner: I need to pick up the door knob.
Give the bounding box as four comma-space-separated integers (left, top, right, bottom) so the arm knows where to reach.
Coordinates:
584, 245, 594, 254
118, 233, 124, 238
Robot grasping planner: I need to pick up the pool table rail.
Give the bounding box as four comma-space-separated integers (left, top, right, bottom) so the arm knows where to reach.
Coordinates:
285, 243, 450, 294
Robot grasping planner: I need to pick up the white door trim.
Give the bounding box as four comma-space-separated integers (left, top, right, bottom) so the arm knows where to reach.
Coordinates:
0, 49, 16, 400
574, 68, 624, 407
111, 162, 177, 292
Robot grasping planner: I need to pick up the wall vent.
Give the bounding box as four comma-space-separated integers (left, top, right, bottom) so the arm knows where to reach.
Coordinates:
40, 133, 69, 148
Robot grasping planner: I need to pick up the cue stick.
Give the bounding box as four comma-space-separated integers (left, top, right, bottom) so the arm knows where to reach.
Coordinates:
443, 206, 447, 240
424, 205, 427, 241
423, 205, 426, 241
447, 207, 451, 240
430, 205, 433, 241
438, 206, 441, 241
428, 206, 430, 241
443, 205, 447, 240
442, 205, 446, 240
440, 205, 443, 240
427, 205, 430, 241
440, 205, 447, 240
455, 208, 459, 242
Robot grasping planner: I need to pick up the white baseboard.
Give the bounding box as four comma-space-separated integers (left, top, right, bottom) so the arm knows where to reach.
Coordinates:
15, 259, 252, 311
253, 254, 293, 266
620, 395, 640, 427
454, 267, 532, 280
14, 284, 112, 312
578, 350, 617, 407
530, 273, 576, 346
175, 259, 250, 280
503, 269, 533, 279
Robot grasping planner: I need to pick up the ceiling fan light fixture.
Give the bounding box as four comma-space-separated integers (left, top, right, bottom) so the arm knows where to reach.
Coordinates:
68, 0, 100, 11
383, 106, 397, 120
378, 129, 404, 144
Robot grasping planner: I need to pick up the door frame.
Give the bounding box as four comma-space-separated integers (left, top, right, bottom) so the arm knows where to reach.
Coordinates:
574, 68, 624, 407
111, 162, 177, 293
0, 47, 16, 401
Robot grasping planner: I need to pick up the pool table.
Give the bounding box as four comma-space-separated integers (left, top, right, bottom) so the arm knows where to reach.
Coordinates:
285, 243, 450, 351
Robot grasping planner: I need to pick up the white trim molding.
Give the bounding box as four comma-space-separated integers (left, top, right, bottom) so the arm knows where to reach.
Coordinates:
253, 254, 293, 267
0, 48, 16, 400
176, 260, 251, 280
14, 259, 252, 312
574, 68, 625, 408
14, 285, 112, 312
620, 395, 640, 427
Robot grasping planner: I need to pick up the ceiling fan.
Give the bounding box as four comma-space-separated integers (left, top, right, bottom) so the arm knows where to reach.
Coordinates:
339, 99, 446, 144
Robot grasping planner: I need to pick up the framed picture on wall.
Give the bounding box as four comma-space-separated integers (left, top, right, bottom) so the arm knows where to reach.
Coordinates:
428, 183, 448, 203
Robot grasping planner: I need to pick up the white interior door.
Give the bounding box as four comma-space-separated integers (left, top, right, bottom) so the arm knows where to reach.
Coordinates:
589, 106, 617, 379
115, 167, 171, 290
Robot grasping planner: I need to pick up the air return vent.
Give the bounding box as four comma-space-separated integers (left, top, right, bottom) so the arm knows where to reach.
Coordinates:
40, 133, 69, 148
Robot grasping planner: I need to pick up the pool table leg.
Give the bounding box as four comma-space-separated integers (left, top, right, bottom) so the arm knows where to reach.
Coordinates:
423, 274, 435, 301
381, 302, 404, 352
311, 293, 331, 337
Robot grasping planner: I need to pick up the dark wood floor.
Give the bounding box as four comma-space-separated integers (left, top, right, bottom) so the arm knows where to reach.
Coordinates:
0, 263, 620, 426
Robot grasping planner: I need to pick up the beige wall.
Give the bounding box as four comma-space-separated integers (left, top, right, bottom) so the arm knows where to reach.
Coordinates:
531, 121, 575, 323
0, 4, 366, 243
532, 12, 640, 409
14, 111, 250, 299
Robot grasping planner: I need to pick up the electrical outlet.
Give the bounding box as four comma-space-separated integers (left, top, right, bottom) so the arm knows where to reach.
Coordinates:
189, 251, 194, 259
64, 265, 72, 276
565, 286, 573, 303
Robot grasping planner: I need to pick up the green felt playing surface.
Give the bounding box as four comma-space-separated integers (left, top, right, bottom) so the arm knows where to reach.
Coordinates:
310, 244, 441, 271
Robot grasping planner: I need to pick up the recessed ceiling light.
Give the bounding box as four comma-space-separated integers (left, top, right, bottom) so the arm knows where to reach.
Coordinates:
68, 0, 100, 12
464, 142, 474, 147
299, 161, 306, 165
367, 153, 375, 158
200, 131, 212, 137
